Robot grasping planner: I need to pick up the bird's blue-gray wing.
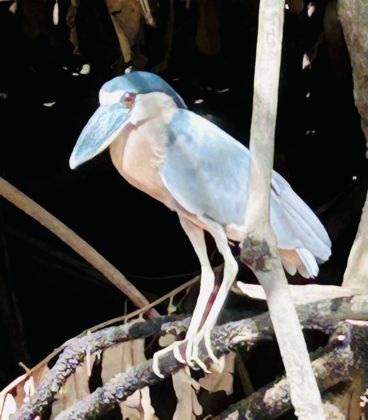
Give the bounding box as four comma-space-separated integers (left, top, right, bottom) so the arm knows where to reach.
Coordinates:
270, 173, 331, 262
159, 109, 331, 267
159, 109, 250, 225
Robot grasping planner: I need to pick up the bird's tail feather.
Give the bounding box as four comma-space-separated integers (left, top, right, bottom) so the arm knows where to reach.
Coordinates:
271, 172, 331, 277
296, 248, 319, 278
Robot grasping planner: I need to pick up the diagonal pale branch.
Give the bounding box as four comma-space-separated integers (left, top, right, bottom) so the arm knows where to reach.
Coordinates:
342, 191, 368, 289
0, 177, 159, 318
235, 282, 366, 304
239, 0, 324, 418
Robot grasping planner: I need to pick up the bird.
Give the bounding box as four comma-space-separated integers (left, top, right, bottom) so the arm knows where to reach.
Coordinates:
69, 70, 331, 376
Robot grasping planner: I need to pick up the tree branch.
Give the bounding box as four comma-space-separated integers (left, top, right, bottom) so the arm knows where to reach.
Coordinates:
14, 292, 368, 419
240, 0, 324, 417
15, 316, 188, 420
55, 320, 368, 419
0, 177, 159, 318
214, 322, 367, 420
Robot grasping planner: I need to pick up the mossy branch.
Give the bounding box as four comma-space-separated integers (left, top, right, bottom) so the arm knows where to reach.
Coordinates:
15, 292, 368, 419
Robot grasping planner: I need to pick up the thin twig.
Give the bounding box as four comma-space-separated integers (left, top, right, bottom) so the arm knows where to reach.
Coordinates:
0, 177, 159, 318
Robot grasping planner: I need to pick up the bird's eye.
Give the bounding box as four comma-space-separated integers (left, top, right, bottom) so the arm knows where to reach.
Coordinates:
121, 91, 136, 108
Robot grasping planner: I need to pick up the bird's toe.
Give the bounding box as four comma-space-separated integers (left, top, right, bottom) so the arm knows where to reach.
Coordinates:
152, 350, 165, 378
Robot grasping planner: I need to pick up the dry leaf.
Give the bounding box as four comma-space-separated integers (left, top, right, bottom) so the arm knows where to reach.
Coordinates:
195, 0, 221, 56
53, 0, 59, 25
101, 342, 140, 419
105, 0, 142, 62
9, 2, 17, 14
236, 282, 365, 305
101, 340, 157, 420
23, 376, 35, 399
302, 53, 311, 69
50, 359, 93, 419
31, 365, 50, 390
307, 2, 316, 17
0, 365, 50, 413
101, 342, 127, 382
1, 394, 17, 420
172, 368, 203, 420
199, 353, 235, 395
132, 339, 157, 420
158, 324, 184, 349
167, 296, 177, 314
138, 0, 155, 27
0, 394, 4, 416
158, 333, 176, 347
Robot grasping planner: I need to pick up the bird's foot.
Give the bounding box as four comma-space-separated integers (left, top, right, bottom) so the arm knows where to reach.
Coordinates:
152, 330, 224, 378
185, 329, 224, 374
152, 329, 224, 378
152, 340, 187, 378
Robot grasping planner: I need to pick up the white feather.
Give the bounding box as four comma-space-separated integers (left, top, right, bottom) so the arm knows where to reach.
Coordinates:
296, 248, 319, 278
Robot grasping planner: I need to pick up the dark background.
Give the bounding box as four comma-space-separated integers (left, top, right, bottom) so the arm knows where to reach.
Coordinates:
0, 0, 367, 416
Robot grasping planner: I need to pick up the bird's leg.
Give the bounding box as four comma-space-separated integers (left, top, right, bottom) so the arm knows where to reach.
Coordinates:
152, 217, 215, 377
189, 218, 238, 371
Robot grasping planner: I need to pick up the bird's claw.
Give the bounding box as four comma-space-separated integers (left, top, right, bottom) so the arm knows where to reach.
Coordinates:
152, 340, 186, 378
152, 330, 223, 378
188, 329, 223, 373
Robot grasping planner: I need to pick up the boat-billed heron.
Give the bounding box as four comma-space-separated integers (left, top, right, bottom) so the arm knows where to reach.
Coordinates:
70, 71, 331, 376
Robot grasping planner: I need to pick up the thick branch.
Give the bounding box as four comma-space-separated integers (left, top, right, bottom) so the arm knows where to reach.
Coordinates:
15, 293, 368, 419
0, 177, 158, 317
56, 320, 368, 419
215, 322, 368, 419
15, 316, 187, 420
240, 1, 324, 417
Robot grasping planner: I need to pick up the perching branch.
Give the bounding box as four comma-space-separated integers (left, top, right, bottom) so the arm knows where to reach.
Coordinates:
214, 321, 368, 420
14, 292, 368, 419
0, 177, 159, 318
15, 316, 187, 420
240, 0, 324, 418
54, 319, 368, 419
2, 273, 200, 401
